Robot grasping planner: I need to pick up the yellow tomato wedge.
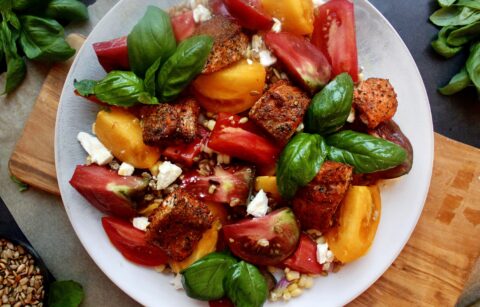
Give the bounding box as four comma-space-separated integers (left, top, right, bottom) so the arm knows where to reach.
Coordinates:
95, 109, 160, 169
325, 185, 381, 263
255, 176, 280, 199
193, 60, 266, 114
261, 0, 314, 35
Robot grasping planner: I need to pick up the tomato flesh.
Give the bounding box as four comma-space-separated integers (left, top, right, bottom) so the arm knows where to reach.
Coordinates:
264, 32, 331, 93
171, 11, 196, 42
102, 216, 168, 266
312, 0, 359, 82
163, 126, 210, 167
92, 36, 130, 72
223, 0, 273, 30
283, 234, 323, 274
210, 0, 232, 17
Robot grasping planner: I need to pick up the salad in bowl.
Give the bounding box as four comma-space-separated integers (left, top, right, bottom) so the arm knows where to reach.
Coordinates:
61, 0, 422, 306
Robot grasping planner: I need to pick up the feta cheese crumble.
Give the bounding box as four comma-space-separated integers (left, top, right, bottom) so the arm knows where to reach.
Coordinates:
247, 189, 269, 217
259, 50, 277, 67
346, 107, 355, 123
171, 274, 184, 290
316, 242, 335, 269
77, 132, 113, 166
155, 161, 182, 190
272, 18, 282, 33
192, 4, 212, 23
118, 162, 135, 176
132, 217, 150, 231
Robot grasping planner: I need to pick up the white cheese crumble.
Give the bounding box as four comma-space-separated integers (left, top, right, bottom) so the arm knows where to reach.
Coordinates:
77, 132, 113, 166
259, 50, 277, 67
247, 190, 269, 217
171, 274, 184, 290
313, 0, 329, 8
346, 107, 356, 123
272, 17, 282, 33
132, 217, 150, 231
118, 162, 135, 176
251, 35, 264, 53
316, 242, 335, 266
296, 123, 305, 132
192, 4, 212, 23
155, 161, 182, 190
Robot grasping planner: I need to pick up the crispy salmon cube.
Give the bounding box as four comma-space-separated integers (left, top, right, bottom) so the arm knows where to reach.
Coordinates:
145, 189, 213, 261
353, 78, 398, 129
249, 81, 310, 145
292, 161, 353, 232
194, 16, 249, 74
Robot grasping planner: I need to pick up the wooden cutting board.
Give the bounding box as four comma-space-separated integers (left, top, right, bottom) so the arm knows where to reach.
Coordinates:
8, 34, 480, 306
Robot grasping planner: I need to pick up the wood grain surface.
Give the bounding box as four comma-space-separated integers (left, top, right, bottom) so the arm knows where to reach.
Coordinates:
8, 34, 480, 306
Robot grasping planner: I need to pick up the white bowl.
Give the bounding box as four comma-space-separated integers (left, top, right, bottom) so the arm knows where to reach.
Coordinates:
55, 0, 434, 305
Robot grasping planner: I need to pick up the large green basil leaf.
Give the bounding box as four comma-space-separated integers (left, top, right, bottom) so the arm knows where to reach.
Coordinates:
19, 15, 75, 62
182, 252, 238, 301
431, 26, 463, 58
224, 261, 267, 307
276, 133, 328, 199
439, 67, 473, 95
430, 6, 480, 27
144, 56, 162, 96
466, 42, 480, 90
45, 0, 89, 22
326, 130, 407, 174
0, 20, 26, 94
157, 35, 213, 101
305, 72, 353, 135
446, 21, 480, 46
74, 71, 158, 106
48, 280, 84, 307
127, 6, 176, 77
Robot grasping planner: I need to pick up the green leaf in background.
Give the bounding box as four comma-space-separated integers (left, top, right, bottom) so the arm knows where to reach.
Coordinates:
430, 6, 480, 27
276, 133, 328, 199
127, 6, 176, 77
73, 79, 96, 96
438, 0, 456, 7
10, 175, 29, 192
446, 21, 480, 46
439, 67, 473, 95
156, 35, 213, 101
457, 0, 480, 10
19, 15, 75, 62
224, 261, 268, 307
466, 41, 480, 90
48, 280, 84, 307
326, 130, 407, 174
144, 56, 162, 96
431, 25, 463, 58
45, 0, 89, 22
12, 0, 45, 12
0, 20, 26, 94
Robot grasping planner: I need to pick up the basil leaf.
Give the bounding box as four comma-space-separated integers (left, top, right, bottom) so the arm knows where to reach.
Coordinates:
144, 56, 162, 96
12, 0, 44, 12
0, 20, 26, 94
446, 21, 480, 46
45, 0, 89, 22
127, 6, 176, 77
439, 67, 473, 95
431, 26, 463, 58
326, 130, 407, 174
276, 133, 328, 199
305, 72, 353, 135
457, 0, 480, 10
157, 35, 213, 101
182, 252, 238, 301
48, 280, 84, 307
19, 15, 75, 62
438, 0, 456, 7
466, 41, 480, 90
73, 79, 96, 96
430, 6, 480, 27
10, 175, 29, 192
224, 261, 268, 307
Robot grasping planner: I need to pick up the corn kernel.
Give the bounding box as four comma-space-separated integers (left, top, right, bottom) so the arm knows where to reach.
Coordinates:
286, 270, 300, 281
291, 288, 303, 297
282, 292, 291, 301
287, 283, 298, 292
304, 277, 314, 289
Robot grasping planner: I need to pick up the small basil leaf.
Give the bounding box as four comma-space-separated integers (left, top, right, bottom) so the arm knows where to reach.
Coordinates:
276, 133, 328, 199
466, 41, 480, 90
430, 6, 480, 27
19, 15, 75, 62
45, 0, 89, 22
74, 79, 97, 96
224, 261, 268, 307
157, 35, 213, 101
48, 280, 84, 307
181, 252, 238, 301
431, 26, 463, 58
326, 130, 407, 174
144, 56, 162, 96
4, 56, 26, 94
305, 72, 353, 135
127, 6, 176, 77
10, 175, 29, 192
439, 67, 473, 95
446, 21, 480, 46
438, 0, 456, 7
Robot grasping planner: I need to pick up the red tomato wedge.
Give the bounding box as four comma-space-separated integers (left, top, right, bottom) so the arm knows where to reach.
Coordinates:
209, 298, 235, 307
312, 0, 359, 82
208, 113, 279, 175
92, 36, 130, 72
102, 217, 168, 266
283, 234, 324, 274
223, 0, 273, 30
163, 126, 210, 167
171, 11, 196, 42
264, 32, 331, 93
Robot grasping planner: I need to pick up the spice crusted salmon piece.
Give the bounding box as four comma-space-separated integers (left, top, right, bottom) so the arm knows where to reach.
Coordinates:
194, 16, 249, 74
353, 78, 398, 129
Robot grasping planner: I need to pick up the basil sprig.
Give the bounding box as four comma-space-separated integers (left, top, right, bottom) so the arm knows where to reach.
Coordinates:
224, 261, 268, 307
127, 6, 176, 78
0, 19, 26, 94
276, 133, 328, 199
